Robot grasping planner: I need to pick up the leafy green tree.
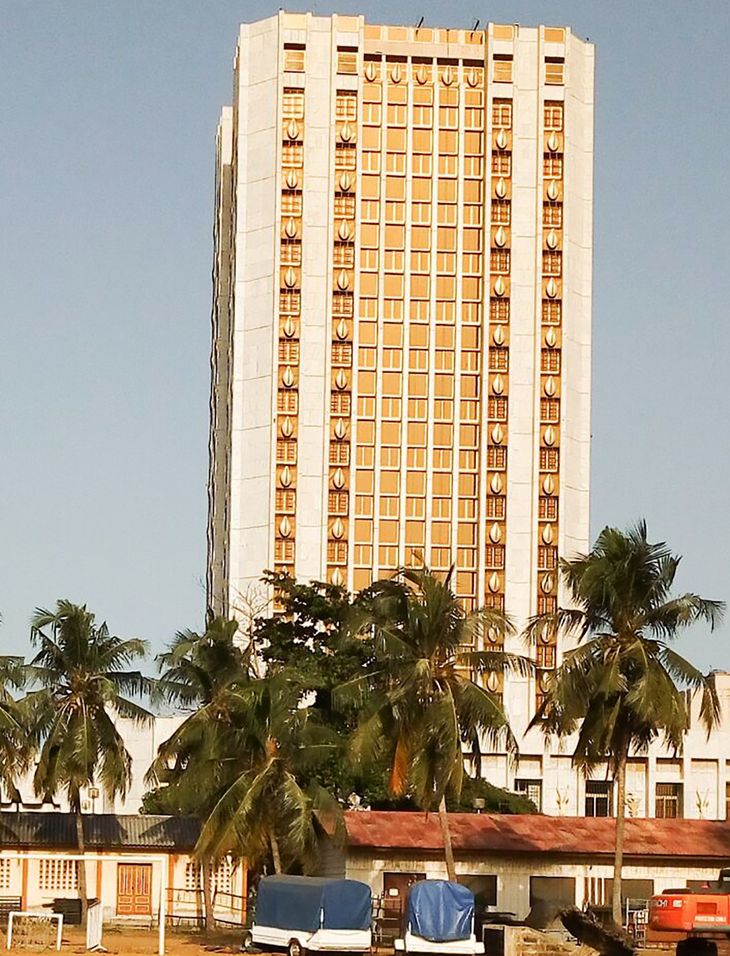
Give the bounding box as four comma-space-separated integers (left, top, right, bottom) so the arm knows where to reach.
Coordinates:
525, 522, 724, 926
254, 573, 378, 802
339, 567, 530, 881
147, 616, 250, 927
195, 674, 342, 874
0, 656, 29, 804
26, 601, 152, 919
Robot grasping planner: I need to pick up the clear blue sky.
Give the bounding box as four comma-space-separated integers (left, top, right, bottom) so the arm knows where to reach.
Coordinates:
1, 1, 728, 671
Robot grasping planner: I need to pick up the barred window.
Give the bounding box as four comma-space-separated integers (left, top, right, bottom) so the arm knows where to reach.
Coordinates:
537, 595, 557, 615
484, 593, 505, 612
543, 203, 563, 228
544, 103, 564, 130
542, 300, 561, 325
282, 144, 304, 166
540, 398, 560, 422
282, 89, 305, 119
486, 496, 506, 520
335, 144, 357, 170
536, 644, 556, 669
489, 348, 509, 372
543, 156, 563, 178
332, 293, 354, 317
331, 393, 351, 415
333, 243, 355, 268
490, 250, 511, 273
279, 291, 301, 315
540, 448, 559, 471
276, 440, 297, 465
543, 251, 562, 276
492, 101, 512, 128
485, 545, 505, 568
280, 239, 302, 266
538, 545, 558, 570
487, 447, 507, 470
281, 193, 303, 216
327, 541, 347, 563
331, 342, 352, 366
274, 540, 295, 562
538, 496, 558, 520
541, 349, 561, 373
335, 91, 357, 118
275, 490, 296, 513
0, 859, 10, 891
488, 397, 508, 421
329, 443, 350, 465
39, 860, 78, 891
490, 299, 510, 323
491, 153, 511, 176
491, 199, 511, 225
278, 390, 298, 414
334, 194, 356, 218
329, 492, 348, 514
278, 341, 299, 363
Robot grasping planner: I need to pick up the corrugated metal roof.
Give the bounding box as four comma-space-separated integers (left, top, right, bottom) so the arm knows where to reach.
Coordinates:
344, 811, 730, 862
0, 813, 199, 851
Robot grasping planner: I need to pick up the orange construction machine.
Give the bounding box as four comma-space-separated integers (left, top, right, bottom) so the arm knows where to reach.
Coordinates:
649, 870, 730, 956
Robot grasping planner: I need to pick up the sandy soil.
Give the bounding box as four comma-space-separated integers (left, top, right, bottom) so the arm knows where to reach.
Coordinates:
57, 924, 245, 954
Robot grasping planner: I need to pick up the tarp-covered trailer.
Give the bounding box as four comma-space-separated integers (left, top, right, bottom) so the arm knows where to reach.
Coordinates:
244, 875, 372, 956
395, 881, 485, 955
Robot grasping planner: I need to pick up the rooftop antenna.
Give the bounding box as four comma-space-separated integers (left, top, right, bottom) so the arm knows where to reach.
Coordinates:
416, 15, 424, 29
472, 18, 480, 33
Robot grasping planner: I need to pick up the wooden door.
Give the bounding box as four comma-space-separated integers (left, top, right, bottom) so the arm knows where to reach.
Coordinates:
117, 863, 152, 916
379, 872, 425, 942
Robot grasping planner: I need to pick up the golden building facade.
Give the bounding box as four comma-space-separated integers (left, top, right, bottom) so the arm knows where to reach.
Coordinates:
208, 13, 594, 753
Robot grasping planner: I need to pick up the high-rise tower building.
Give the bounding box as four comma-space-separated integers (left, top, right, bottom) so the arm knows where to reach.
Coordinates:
207, 13, 594, 800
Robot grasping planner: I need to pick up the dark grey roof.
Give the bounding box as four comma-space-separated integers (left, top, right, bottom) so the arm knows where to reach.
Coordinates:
0, 813, 200, 851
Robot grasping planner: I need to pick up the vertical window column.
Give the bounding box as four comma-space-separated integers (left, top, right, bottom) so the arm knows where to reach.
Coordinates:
535, 99, 564, 709
326, 89, 358, 587
274, 87, 305, 582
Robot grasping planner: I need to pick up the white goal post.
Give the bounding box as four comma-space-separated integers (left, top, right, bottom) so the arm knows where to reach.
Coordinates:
7, 912, 63, 951
0, 851, 169, 954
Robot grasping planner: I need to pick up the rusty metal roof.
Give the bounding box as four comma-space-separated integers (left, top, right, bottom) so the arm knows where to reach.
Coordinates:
344, 811, 730, 861
0, 813, 199, 851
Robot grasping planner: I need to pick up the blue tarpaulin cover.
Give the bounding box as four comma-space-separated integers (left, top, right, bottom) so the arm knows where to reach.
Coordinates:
406, 881, 475, 942
255, 876, 372, 932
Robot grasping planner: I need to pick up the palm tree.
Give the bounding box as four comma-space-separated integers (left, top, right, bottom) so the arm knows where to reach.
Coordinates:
194, 673, 342, 875
340, 567, 530, 882
524, 522, 724, 926
0, 656, 29, 803
148, 617, 250, 928
26, 601, 153, 919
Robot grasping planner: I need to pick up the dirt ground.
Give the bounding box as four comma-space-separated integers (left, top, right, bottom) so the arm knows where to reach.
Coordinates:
56, 924, 246, 954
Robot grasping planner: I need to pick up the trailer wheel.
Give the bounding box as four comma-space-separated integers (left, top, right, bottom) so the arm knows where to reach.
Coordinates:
241, 931, 253, 952
288, 939, 306, 956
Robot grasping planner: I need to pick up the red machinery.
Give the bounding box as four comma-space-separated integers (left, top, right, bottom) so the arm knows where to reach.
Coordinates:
649, 870, 730, 956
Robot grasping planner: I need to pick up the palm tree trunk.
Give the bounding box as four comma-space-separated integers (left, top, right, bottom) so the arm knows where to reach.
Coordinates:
202, 860, 215, 932
438, 795, 457, 883
270, 833, 282, 874
75, 810, 89, 923
611, 756, 627, 927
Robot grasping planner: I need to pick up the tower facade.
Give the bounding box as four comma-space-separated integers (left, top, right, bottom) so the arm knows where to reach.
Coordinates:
208, 13, 594, 791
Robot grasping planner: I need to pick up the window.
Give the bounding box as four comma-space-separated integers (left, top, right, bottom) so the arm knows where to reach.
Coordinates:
545, 58, 565, 86
283, 44, 305, 73
656, 783, 683, 819
544, 103, 564, 130
515, 779, 543, 811
461, 875, 497, 908
492, 56, 513, 84
530, 877, 575, 910
337, 49, 358, 75
492, 101, 512, 128
0, 859, 11, 891
39, 860, 78, 891
585, 780, 613, 817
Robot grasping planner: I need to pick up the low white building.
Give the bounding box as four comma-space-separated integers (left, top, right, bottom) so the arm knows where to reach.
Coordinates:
335, 810, 730, 924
